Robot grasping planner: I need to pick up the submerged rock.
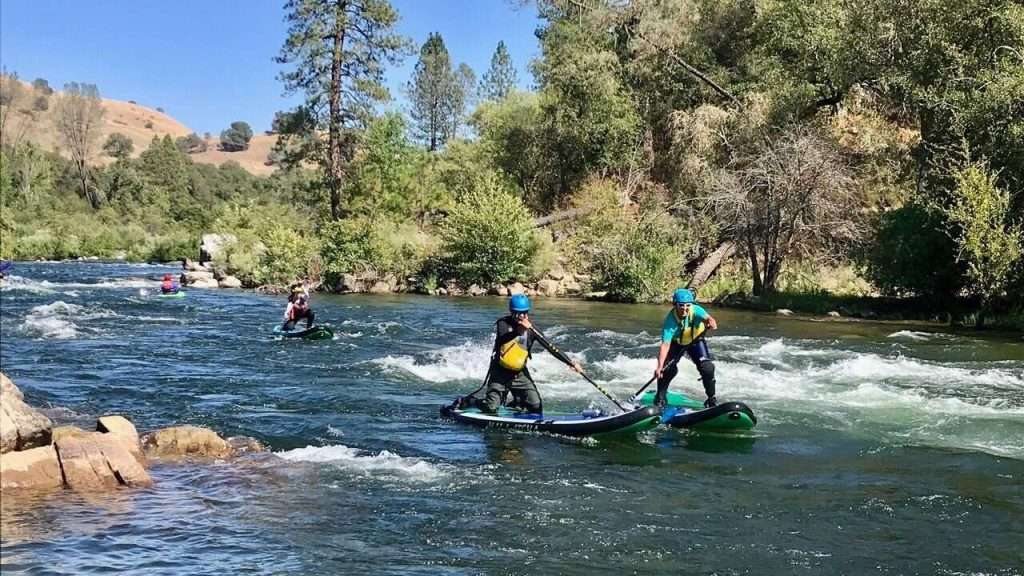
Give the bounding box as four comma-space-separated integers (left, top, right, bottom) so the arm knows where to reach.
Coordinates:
0, 445, 63, 491
1, 373, 53, 454
226, 435, 266, 455
141, 425, 232, 459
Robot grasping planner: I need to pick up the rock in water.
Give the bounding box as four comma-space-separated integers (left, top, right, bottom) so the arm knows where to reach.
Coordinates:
141, 425, 232, 459
0, 445, 64, 491
0, 373, 53, 453
55, 433, 153, 490
96, 416, 144, 463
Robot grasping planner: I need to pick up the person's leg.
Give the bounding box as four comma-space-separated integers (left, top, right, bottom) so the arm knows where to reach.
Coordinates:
687, 340, 717, 406
509, 372, 542, 414
655, 343, 685, 407
481, 376, 510, 413
305, 310, 315, 329
282, 319, 296, 331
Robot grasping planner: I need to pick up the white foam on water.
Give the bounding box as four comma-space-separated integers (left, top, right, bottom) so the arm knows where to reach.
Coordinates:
277, 444, 447, 482
19, 301, 118, 339
887, 330, 957, 341
0, 275, 57, 294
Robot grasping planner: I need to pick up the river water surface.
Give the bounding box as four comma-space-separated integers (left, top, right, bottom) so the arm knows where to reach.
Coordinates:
1, 262, 1022, 575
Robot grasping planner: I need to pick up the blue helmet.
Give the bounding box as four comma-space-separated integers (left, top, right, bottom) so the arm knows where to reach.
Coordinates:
672, 288, 695, 304
509, 294, 531, 313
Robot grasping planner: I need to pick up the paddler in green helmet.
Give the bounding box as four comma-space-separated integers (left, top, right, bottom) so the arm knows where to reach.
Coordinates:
462, 294, 582, 414
653, 288, 719, 408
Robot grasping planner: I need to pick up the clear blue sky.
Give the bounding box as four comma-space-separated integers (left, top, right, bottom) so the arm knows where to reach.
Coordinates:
0, 0, 541, 134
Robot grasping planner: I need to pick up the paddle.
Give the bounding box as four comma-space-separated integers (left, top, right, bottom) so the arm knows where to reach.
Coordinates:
529, 327, 628, 413
628, 356, 681, 404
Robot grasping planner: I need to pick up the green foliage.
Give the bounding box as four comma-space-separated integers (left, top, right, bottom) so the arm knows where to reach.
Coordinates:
944, 163, 1023, 320
255, 225, 317, 286
103, 133, 134, 160
480, 41, 518, 101
175, 132, 208, 154
439, 174, 537, 285
572, 206, 683, 303
473, 92, 554, 209
345, 113, 428, 218
861, 203, 965, 298
320, 219, 388, 281
408, 33, 465, 150
219, 121, 253, 152
276, 0, 409, 219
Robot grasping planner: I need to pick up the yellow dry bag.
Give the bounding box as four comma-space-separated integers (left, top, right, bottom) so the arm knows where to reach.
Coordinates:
498, 340, 529, 371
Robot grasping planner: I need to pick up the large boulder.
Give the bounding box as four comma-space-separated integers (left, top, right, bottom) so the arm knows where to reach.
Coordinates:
199, 233, 237, 264
96, 416, 144, 463
0, 445, 63, 491
218, 275, 242, 289
338, 273, 365, 293
536, 279, 560, 297
56, 433, 152, 490
507, 282, 527, 295
140, 425, 232, 459
368, 280, 392, 294
181, 270, 219, 288
467, 284, 487, 297
1, 373, 53, 454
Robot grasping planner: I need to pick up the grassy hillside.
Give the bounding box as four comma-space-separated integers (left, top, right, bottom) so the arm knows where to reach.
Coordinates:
1, 78, 276, 175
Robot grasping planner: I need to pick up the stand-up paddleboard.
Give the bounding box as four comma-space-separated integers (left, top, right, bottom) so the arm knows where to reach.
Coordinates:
637, 390, 757, 430
276, 325, 334, 340
441, 403, 661, 438
158, 290, 186, 299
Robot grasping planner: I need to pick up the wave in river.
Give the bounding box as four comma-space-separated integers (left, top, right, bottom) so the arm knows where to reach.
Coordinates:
3, 275, 156, 293
19, 301, 117, 339
276, 444, 447, 482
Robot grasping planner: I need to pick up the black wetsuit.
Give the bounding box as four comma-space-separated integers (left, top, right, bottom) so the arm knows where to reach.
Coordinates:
467, 315, 572, 414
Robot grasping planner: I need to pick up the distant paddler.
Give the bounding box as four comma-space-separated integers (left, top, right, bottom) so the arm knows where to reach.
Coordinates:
282, 282, 315, 331
457, 294, 582, 415
160, 273, 181, 295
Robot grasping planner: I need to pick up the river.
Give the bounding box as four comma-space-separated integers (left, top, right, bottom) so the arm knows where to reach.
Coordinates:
1, 261, 1022, 575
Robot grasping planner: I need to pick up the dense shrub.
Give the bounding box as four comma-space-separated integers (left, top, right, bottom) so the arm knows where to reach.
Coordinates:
439, 174, 537, 285
220, 121, 254, 152
254, 225, 318, 286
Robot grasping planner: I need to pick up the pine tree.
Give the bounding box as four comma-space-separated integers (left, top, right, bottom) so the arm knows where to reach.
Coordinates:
408, 33, 460, 151
276, 0, 408, 220
480, 41, 518, 101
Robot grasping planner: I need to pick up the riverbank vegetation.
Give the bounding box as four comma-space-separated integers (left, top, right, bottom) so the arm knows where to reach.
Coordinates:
1, 0, 1021, 329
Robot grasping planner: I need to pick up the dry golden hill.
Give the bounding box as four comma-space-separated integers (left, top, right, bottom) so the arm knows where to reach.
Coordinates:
1, 78, 277, 176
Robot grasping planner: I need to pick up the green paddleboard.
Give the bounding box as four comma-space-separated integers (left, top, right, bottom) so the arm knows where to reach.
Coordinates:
158, 290, 186, 299
638, 390, 757, 430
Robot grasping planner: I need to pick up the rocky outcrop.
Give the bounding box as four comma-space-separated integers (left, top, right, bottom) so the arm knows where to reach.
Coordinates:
199, 233, 237, 264
218, 275, 242, 289
1, 373, 53, 453
536, 279, 560, 297
0, 445, 63, 491
141, 425, 233, 459
181, 270, 219, 288
96, 416, 144, 463
55, 433, 152, 490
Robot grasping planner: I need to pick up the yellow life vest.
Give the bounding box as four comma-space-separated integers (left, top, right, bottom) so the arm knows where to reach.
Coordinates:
674, 307, 706, 345
498, 339, 529, 371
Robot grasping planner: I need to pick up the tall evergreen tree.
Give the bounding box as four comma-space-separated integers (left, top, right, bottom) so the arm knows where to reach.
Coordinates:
276, 0, 408, 220
480, 41, 517, 101
408, 33, 462, 151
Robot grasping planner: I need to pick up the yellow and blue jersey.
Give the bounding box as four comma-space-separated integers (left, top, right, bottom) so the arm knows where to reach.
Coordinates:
661, 304, 710, 345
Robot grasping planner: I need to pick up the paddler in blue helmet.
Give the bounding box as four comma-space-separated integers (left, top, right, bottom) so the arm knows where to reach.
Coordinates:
462, 294, 582, 414
653, 288, 719, 408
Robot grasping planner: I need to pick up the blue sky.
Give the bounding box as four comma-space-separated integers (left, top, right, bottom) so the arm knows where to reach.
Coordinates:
0, 0, 541, 134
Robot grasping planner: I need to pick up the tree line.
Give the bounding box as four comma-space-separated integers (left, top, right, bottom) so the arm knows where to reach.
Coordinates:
2, 0, 1021, 327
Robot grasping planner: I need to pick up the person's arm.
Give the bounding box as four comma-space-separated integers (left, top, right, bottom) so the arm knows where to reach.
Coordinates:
655, 341, 672, 379
706, 314, 717, 330
283, 302, 294, 321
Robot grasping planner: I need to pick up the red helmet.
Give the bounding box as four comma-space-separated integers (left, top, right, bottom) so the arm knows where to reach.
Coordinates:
163, 274, 172, 281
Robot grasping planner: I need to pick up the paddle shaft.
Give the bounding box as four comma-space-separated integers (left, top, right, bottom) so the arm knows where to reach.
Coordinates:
630, 355, 682, 400
530, 327, 627, 413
